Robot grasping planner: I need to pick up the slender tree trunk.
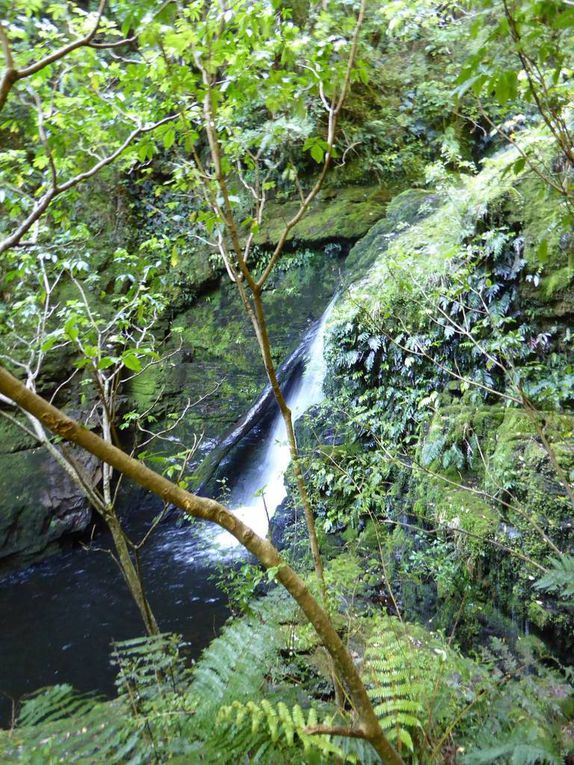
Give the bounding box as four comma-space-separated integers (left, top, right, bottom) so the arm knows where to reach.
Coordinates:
105, 512, 160, 635
250, 290, 326, 591
24, 408, 161, 636
0, 364, 405, 765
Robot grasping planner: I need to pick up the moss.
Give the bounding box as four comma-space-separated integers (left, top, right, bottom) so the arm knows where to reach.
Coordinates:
125, 247, 342, 452
343, 188, 442, 280
332, 142, 544, 334
527, 598, 551, 629
254, 185, 391, 247
0, 416, 37, 455
127, 362, 166, 414
418, 404, 505, 474
417, 480, 497, 560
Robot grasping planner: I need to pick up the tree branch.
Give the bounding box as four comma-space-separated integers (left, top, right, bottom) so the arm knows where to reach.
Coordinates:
0, 363, 404, 765
0, 114, 177, 255
0, 0, 107, 113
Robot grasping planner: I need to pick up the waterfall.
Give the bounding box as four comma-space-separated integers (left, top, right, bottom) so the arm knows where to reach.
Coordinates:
213, 297, 337, 548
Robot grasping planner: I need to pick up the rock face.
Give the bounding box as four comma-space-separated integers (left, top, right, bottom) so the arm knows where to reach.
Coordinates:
312, 157, 574, 647
0, 190, 368, 569
254, 186, 390, 246
0, 426, 99, 570
127, 241, 348, 483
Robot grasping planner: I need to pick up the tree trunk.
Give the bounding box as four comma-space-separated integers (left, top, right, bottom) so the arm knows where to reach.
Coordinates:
0, 364, 404, 765
105, 512, 160, 636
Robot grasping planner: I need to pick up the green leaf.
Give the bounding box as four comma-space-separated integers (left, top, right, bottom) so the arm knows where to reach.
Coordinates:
97, 356, 118, 370
310, 143, 324, 163
163, 125, 176, 150
534, 555, 574, 598
121, 351, 142, 372
551, 9, 574, 29
64, 317, 79, 342
537, 238, 549, 263
495, 70, 518, 103
41, 332, 63, 352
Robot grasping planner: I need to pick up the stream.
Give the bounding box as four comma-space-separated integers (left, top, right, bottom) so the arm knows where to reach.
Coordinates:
0, 299, 335, 726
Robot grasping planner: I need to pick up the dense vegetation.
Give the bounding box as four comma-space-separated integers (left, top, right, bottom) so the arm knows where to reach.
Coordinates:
0, 0, 573, 763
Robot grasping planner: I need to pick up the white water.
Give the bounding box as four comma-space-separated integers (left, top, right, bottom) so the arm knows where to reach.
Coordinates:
213, 297, 337, 548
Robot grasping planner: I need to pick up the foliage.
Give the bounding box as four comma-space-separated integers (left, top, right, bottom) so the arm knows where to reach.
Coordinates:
2, 1, 574, 763
455, 0, 574, 203
535, 555, 574, 600
217, 700, 354, 763
304, 149, 574, 651
363, 618, 425, 753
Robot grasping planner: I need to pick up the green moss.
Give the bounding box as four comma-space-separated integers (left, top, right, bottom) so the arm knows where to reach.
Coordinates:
417, 481, 497, 558
125, 247, 341, 452
527, 598, 551, 629
254, 186, 390, 246
0, 416, 37, 455
343, 188, 442, 279
541, 265, 574, 297
419, 404, 505, 474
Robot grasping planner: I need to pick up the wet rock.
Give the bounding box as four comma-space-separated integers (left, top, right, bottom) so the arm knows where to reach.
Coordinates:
0, 445, 99, 571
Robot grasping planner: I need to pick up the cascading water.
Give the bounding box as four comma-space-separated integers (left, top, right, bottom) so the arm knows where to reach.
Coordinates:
0, 295, 337, 724
213, 296, 337, 547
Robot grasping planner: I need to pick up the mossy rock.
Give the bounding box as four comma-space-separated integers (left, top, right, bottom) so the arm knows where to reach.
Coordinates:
254, 186, 391, 247
0, 447, 94, 567
415, 478, 497, 561
418, 404, 505, 475
125, 248, 342, 454
0, 416, 37, 455
488, 409, 574, 536
343, 188, 442, 281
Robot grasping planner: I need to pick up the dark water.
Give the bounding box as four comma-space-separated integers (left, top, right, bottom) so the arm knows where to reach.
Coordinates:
0, 308, 334, 728
0, 490, 231, 726
0, 383, 300, 727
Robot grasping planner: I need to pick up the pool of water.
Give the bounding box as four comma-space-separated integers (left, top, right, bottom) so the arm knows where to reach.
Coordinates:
0, 490, 230, 726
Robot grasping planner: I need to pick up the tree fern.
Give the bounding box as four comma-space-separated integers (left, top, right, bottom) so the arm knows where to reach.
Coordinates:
463, 727, 564, 765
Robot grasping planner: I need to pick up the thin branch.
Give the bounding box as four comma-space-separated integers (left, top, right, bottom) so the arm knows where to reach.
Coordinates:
0, 114, 177, 255
0, 0, 107, 113
256, 0, 366, 290
305, 726, 368, 740
89, 36, 137, 49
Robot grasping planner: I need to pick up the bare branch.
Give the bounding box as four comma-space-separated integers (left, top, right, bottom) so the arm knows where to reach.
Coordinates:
305, 726, 368, 740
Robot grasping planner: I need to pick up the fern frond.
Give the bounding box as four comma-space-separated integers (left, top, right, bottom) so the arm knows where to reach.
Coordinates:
534, 555, 574, 599
17, 684, 100, 727
463, 738, 563, 765
111, 631, 191, 702
7, 692, 140, 764
218, 699, 358, 762
363, 616, 428, 753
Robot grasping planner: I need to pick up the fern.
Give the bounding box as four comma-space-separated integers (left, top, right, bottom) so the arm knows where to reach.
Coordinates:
363, 617, 426, 753
5, 686, 140, 764
217, 699, 356, 762
17, 684, 101, 727
534, 555, 574, 598
463, 727, 564, 764
187, 597, 284, 717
